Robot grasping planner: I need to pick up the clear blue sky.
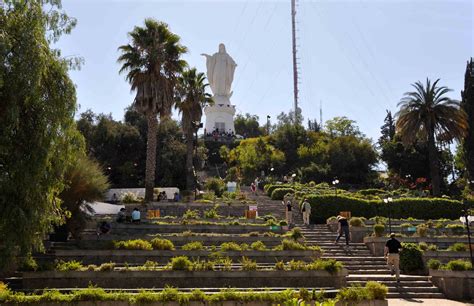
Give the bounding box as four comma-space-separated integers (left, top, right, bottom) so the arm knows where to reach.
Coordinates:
57, 0, 473, 141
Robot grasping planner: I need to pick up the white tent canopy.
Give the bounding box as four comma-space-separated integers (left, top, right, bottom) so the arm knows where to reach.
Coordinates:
82, 201, 124, 216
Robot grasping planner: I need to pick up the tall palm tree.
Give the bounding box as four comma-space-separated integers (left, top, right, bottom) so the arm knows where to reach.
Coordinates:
396, 78, 467, 196
175, 68, 213, 191
118, 19, 187, 202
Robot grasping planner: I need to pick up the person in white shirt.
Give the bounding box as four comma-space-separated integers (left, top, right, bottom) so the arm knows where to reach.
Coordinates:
131, 208, 141, 223
301, 199, 311, 226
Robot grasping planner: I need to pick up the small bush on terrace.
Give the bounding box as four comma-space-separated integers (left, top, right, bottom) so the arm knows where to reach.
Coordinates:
168, 256, 193, 271
287, 227, 304, 241
204, 177, 225, 197
443, 260, 472, 271
416, 224, 428, 237
250, 241, 267, 251
56, 260, 83, 272
427, 259, 441, 270
373, 224, 385, 237
309, 259, 343, 273
220, 242, 242, 251
114, 239, 153, 251
97, 262, 115, 272
365, 281, 388, 300
150, 238, 175, 250
447, 243, 468, 252
183, 209, 199, 220
279, 239, 306, 251
181, 241, 204, 251
446, 224, 465, 235
271, 188, 294, 200
349, 217, 364, 227
239, 257, 257, 271
204, 205, 220, 219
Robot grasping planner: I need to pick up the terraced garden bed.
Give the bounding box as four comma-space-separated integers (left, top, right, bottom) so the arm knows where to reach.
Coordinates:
50, 249, 322, 264
22, 269, 348, 289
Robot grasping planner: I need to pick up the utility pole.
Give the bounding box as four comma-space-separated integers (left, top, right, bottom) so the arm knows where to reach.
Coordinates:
320, 100, 323, 128
291, 0, 299, 123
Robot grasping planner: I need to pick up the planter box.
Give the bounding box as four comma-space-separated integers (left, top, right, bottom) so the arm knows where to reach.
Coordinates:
2, 302, 313, 306
74, 236, 283, 248
88, 223, 280, 235
349, 227, 371, 243
52, 249, 321, 264
429, 269, 474, 300
23, 269, 348, 289
335, 300, 388, 306
423, 251, 472, 264
363, 237, 471, 256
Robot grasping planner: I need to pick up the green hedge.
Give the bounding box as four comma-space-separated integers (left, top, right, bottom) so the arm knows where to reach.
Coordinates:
265, 184, 293, 196
307, 195, 465, 224
271, 188, 295, 200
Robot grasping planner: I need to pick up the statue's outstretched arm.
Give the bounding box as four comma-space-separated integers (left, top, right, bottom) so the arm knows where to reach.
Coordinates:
201, 53, 210, 58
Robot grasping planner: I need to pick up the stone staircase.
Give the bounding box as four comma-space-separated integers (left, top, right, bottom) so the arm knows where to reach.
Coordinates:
299, 224, 444, 299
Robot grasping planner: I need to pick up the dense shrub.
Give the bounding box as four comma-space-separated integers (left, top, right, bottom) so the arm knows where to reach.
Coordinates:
56, 260, 83, 272
279, 239, 306, 251
400, 243, 424, 273
357, 189, 388, 196
239, 257, 257, 271
204, 178, 225, 197
97, 262, 115, 272
365, 281, 388, 300
265, 184, 293, 196
220, 242, 242, 252
349, 217, 365, 227
114, 239, 153, 251
337, 282, 388, 302
444, 260, 473, 271
446, 224, 466, 235
306, 195, 464, 224
181, 241, 204, 251
183, 209, 199, 219
373, 224, 385, 237
309, 259, 343, 273
250, 241, 267, 251
150, 238, 175, 250
427, 259, 441, 270
271, 188, 295, 200
447, 243, 468, 252
416, 224, 428, 237
168, 256, 193, 271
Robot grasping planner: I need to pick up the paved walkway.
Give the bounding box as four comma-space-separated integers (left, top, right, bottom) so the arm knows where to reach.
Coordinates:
388, 299, 473, 305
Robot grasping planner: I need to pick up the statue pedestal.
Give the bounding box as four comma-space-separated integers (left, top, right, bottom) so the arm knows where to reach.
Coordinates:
204, 95, 236, 135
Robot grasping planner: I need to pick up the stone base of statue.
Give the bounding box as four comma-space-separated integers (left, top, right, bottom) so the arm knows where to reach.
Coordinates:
204, 95, 236, 135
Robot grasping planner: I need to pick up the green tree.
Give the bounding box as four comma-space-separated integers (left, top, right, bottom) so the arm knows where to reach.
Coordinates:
325, 116, 364, 138
234, 113, 262, 138
176, 68, 213, 191
461, 58, 474, 190
61, 155, 109, 239
118, 19, 187, 202
270, 123, 308, 173
0, 1, 78, 266
228, 138, 285, 183
396, 79, 467, 196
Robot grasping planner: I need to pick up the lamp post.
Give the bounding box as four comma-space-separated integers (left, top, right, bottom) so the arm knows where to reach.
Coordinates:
462, 199, 473, 266
332, 179, 339, 197
384, 197, 393, 233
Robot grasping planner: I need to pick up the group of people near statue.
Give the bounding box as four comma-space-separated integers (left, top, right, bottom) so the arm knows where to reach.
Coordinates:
283, 194, 402, 282
205, 128, 235, 140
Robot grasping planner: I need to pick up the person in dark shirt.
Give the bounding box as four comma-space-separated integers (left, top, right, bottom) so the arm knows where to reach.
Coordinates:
384, 233, 402, 281
286, 200, 293, 225
335, 215, 350, 246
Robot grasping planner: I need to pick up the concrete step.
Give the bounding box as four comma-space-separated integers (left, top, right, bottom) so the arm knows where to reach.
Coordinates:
347, 275, 430, 281
386, 292, 444, 298
348, 281, 436, 288
348, 270, 392, 275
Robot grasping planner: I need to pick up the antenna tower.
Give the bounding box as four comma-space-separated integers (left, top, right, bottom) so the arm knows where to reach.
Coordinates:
291, 0, 299, 123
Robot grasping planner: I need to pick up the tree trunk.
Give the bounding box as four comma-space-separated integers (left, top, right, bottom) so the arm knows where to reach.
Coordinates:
144, 112, 158, 202
185, 128, 195, 192
428, 128, 441, 196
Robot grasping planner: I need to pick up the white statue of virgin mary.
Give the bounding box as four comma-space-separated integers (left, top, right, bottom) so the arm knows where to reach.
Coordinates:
201, 43, 237, 97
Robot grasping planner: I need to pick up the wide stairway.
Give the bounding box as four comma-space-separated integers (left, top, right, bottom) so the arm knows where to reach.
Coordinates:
299, 224, 444, 298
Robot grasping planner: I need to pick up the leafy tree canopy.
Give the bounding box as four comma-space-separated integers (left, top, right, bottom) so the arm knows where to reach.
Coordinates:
325, 116, 364, 138
0, 0, 79, 266
234, 113, 263, 138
